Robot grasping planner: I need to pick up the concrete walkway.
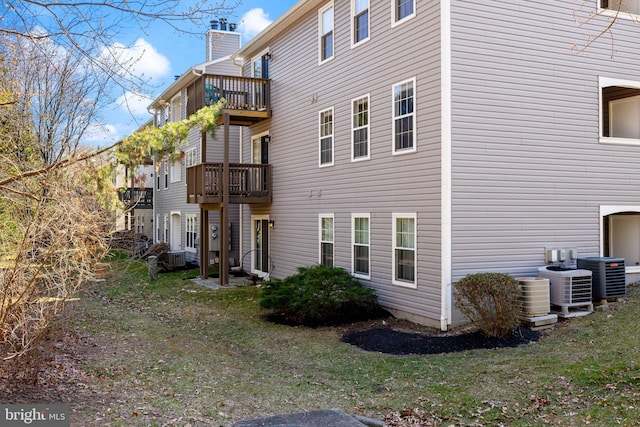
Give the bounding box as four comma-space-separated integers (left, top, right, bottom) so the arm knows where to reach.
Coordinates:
189, 275, 252, 289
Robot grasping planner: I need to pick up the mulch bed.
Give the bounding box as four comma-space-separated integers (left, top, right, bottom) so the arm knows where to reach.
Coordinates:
341, 326, 541, 355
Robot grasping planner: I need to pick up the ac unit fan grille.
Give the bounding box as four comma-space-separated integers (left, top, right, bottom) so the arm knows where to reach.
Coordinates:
562, 276, 592, 304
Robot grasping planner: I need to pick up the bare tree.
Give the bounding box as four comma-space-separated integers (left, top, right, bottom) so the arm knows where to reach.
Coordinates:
2, 1, 239, 93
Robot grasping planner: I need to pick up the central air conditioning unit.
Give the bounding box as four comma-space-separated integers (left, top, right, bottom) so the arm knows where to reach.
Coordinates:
538, 266, 593, 316
167, 250, 186, 268
577, 257, 626, 300
516, 277, 550, 317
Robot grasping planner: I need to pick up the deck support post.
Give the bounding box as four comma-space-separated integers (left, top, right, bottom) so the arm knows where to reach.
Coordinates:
219, 113, 230, 287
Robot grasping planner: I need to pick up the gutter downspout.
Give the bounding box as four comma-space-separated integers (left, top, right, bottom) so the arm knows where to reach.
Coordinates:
440, 0, 453, 332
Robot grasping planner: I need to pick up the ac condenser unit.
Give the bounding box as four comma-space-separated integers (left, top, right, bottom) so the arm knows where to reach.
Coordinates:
167, 250, 186, 268
538, 266, 593, 316
577, 257, 626, 300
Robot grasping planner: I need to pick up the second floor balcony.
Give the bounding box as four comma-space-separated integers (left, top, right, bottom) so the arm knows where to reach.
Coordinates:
120, 188, 154, 209
186, 74, 271, 126
186, 163, 272, 205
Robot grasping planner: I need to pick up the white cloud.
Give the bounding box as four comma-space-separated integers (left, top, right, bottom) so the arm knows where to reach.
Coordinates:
116, 91, 155, 117
83, 123, 120, 146
101, 38, 170, 81
238, 8, 272, 41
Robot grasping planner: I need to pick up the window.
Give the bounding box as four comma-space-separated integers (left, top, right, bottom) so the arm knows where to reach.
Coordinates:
601, 0, 640, 15
163, 160, 169, 189
170, 158, 181, 183
393, 0, 415, 24
319, 214, 334, 267
156, 214, 161, 242
185, 214, 197, 252
600, 77, 640, 145
184, 147, 200, 168
393, 213, 416, 287
352, 0, 369, 46
319, 108, 334, 166
319, 3, 334, 63
163, 214, 169, 243
352, 95, 370, 161
171, 95, 181, 122
393, 78, 416, 153
136, 215, 144, 235
352, 214, 370, 278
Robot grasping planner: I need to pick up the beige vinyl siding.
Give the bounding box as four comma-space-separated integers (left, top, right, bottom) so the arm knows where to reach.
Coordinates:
240, 0, 443, 326
450, 1, 640, 282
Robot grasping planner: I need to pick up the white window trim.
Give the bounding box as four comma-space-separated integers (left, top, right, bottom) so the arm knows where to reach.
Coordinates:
319, 106, 335, 167
351, 94, 371, 162
318, 2, 335, 65
391, 0, 416, 27
351, 0, 370, 48
156, 214, 162, 243
251, 214, 270, 277
600, 205, 640, 273
598, 1, 640, 21
598, 76, 640, 146
392, 212, 417, 288
163, 160, 169, 189
392, 77, 417, 155
185, 214, 197, 253
170, 158, 181, 183
319, 213, 335, 266
163, 214, 169, 243
252, 48, 270, 78
170, 94, 182, 122
352, 213, 371, 280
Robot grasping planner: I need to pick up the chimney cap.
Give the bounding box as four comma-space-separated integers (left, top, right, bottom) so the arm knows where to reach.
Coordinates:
209, 19, 219, 30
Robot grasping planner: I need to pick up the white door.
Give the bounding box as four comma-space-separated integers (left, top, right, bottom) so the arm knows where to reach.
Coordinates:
170, 213, 181, 250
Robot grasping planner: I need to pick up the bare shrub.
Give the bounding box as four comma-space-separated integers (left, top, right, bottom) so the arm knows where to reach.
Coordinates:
0, 160, 112, 365
454, 272, 521, 338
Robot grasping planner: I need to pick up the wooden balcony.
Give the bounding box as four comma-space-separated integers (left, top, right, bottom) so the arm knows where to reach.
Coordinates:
187, 163, 272, 205
120, 188, 153, 209
186, 74, 271, 126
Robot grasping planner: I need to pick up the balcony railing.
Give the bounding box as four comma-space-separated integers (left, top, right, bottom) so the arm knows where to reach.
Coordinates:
120, 188, 153, 209
186, 74, 271, 125
186, 163, 272, 205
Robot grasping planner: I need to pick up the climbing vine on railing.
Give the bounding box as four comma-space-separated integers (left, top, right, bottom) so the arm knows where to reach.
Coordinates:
115, 100, 225, 168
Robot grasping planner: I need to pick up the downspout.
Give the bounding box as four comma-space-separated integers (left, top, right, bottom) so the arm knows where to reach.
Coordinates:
440, 0, 453, 331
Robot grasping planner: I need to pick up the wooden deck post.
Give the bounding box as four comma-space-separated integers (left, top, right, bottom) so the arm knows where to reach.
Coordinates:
219, 113, 230, 286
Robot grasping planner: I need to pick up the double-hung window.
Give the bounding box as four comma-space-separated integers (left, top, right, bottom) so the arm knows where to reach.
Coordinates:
352, 214, 370, 278
393, 0, 416, 25
392, 78, 416, 154
319, 3, 334, 63
185, 214, 197, 253
319, 107, 334, 166
320, 214, 334, 267
393, 213, 416, 287
352, 0, 370, 46
352, 95, 370, 161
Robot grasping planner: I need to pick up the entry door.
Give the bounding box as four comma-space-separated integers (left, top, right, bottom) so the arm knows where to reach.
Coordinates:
252, 51, 270, 107
252, 135, 269, 191
253, 217, 270, 277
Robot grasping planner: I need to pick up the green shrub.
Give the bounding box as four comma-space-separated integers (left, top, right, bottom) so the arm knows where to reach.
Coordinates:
454, 272, 521, 338
260, 265, 381, 326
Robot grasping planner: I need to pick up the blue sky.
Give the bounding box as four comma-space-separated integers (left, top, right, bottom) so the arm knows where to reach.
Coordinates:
87, 0, 298, 147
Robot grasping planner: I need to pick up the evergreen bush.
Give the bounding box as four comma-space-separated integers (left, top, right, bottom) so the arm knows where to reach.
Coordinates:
454, 272, 521, 338
260, 265, 381, 326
